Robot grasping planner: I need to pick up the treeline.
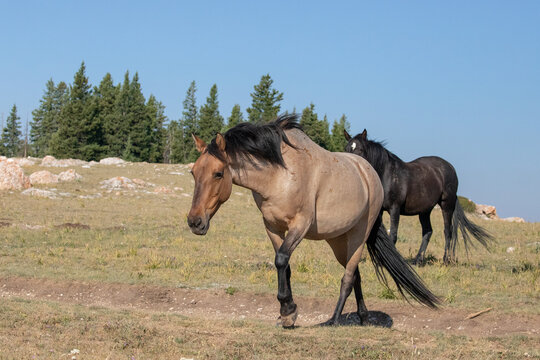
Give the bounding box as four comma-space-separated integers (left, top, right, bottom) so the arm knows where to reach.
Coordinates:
1, 62, 351, 163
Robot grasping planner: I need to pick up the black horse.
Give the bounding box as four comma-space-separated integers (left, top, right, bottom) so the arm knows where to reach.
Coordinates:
344, 129, 493, 265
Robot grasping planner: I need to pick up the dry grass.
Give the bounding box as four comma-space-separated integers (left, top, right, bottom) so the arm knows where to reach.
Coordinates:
1, 161, 539, 358
1, 297, 536, 359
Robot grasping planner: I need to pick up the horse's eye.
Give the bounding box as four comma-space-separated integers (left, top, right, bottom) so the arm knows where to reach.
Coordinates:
214, 172, 223, 179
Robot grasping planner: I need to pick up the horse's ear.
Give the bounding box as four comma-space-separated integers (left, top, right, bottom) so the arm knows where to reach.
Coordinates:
361, 129, 367, 140
344, 129, 351, 141
216, 133, 226, 152
192, 134, 207, 153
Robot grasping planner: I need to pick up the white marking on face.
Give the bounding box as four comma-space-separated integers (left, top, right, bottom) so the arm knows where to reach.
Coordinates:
351, 142, 357, 151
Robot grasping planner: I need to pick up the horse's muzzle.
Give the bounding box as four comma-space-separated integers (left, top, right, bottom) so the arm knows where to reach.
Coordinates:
187, 215, 209, 235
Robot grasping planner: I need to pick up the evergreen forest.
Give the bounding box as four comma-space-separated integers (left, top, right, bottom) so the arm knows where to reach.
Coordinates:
1, 62, 351, 163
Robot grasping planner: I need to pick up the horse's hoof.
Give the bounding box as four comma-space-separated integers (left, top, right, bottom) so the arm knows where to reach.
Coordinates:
278, 308, 298, 329
358, 311, 369, 325
413, 258, 425, 267
320, 318, 339, 327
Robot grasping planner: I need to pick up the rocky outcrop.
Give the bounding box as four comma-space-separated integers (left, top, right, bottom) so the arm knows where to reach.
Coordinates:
0, 161, 31, 190
29, 170, 59, 185
4, 157, 36, 167
99, 157, 126, 165
475, 204, 498, 219
21, 188, 58, 199
100, 177, 137, 190
474, 203, 527, 223
501, 217, 526, 223
58, 169, 82, 182
41, 155, 87, 167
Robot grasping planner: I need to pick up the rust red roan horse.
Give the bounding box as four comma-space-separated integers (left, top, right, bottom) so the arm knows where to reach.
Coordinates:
187, 114, 439, 327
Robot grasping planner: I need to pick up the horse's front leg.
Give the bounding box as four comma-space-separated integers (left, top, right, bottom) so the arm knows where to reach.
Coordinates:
273, 223, 309, 328
264, 224, 293, 327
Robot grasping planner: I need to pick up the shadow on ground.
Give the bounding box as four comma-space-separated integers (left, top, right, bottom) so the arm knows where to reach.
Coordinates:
316, 311, 393, 328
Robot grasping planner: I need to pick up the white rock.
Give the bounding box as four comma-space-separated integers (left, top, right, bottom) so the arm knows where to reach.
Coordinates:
0, 161, 31, 190
21, 188, 57, 199
475, 204, 498, 219
58, 169, 82, 182
502, 217, 526, 223
99, 157, 126, 165
7, 157, 36, 166
41, 155, 87, 167
29, 170, 59, 185
100, 176, 136, 189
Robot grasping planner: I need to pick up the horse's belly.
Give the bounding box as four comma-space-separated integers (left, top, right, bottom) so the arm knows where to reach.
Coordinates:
402, 188, 440, 214
304, 216, 359, 240
306, 196, 368, 240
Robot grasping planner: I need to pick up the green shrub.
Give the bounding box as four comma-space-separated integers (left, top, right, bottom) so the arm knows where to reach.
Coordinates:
225, 286, 238, 295
378, 287, 397, 300
458, 196, 476, 213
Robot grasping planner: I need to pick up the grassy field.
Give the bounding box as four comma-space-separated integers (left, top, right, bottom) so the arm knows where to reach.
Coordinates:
1, 161, 538, 359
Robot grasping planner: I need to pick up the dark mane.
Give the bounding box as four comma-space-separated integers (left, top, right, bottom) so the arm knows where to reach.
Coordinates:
206, 113, 303, 167
354, 135, 404, 175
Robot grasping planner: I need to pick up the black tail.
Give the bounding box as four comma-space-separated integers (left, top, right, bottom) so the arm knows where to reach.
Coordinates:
367, 217, 440, 308
449, 202, 494, 259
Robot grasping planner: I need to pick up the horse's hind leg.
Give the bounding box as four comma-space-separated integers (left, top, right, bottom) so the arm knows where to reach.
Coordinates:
440, 198, 456, 265
413, 211, 433, 266
388, 206, 401, 244
353, 267, 369, 322
326, 235, 368, 325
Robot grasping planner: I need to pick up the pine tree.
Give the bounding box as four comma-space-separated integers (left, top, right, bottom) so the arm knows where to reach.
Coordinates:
51, 61, 95, 159
167, 120, 184, 164
107, 71, 133, 158
316, 114, 332, 150
1, 104, 22, 157
30, 66, 167, 162
126, 72, 150, 161
300, 103, 317, 138
300, 104, 331, 150
330, 114, 351, 152
96, 73, 120, 157
226, 104, 244, 130
181, 81, 199, 163
30, 79, 55, 156
145, 95, 167, 163
122, 135, 136, 161
246, 74, 284, 124
80, 89, 107, 161
198, 84, 224, 143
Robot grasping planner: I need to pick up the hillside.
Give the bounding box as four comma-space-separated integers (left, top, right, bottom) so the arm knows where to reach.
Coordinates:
0, 156, 538, 359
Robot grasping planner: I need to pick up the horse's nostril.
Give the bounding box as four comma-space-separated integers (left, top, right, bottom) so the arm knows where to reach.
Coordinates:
188, 216, 203, 229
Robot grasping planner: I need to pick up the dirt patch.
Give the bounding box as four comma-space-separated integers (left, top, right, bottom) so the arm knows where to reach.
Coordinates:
0, 221, 11, 227
54, 223, 91, 230
0, 276, 538, 338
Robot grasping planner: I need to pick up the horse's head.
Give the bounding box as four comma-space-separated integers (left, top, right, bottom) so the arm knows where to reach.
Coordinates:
187, 134, 232, 235
344, 129, 368, 158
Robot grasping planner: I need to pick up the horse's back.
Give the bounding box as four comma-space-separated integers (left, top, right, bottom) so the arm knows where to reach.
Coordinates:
285, 130, 383, 239
402, 156, 458, 214
409, 156, 458, 187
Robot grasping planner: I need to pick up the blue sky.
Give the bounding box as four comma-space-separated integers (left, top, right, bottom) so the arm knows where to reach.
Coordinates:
1, 1, 539, 221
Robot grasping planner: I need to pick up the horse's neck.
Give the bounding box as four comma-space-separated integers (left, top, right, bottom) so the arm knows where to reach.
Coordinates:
368, 145, 403, 177
368, 148, 406, 189
229, 162, 277, 199
228, 129, 306, 197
